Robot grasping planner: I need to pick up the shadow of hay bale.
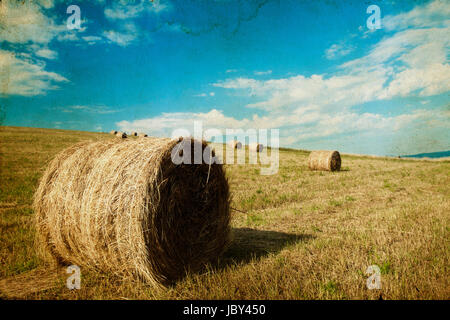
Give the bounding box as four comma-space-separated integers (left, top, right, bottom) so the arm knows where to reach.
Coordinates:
219, 228, 314, 267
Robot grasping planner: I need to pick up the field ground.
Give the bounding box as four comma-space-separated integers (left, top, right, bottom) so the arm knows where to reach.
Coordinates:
0, 126, 448, 299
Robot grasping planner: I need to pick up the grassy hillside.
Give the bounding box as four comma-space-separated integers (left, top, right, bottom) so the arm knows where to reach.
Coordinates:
0, 126, 448, 299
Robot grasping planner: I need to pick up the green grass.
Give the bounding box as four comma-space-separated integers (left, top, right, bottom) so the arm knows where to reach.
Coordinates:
0, 126, 449, 300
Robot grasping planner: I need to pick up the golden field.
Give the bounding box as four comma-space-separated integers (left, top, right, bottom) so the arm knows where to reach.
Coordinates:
0, 126, 448, 299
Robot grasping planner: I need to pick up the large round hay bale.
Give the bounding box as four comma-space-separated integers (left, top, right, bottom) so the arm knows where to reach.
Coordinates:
228, 140, 242, 149
115, 131, 127, 138
33, 137, 231, 286
308, 150, 341, 171
110, 130, 118, 135
138, 132, 148, 137
131, 131, 138, 137
249, 143, 263, 153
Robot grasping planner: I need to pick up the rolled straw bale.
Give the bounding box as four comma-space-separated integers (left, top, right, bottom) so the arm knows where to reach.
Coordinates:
227, 140, 242, 149
110, 130, 118, 135
115, 131, 127, 138
131, 131, 138, 137
249, 143, 264, 153
33, 137, 231, 286
138, 133, 148, 137
308, 150, 341, 171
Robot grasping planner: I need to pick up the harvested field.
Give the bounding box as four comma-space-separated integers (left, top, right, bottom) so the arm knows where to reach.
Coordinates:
0, 126, 449, 300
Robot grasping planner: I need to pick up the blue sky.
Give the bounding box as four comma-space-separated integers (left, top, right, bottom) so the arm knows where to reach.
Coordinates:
0, 0, 449, 156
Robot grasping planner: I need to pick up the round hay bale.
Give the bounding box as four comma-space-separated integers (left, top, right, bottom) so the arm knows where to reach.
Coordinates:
138, 132, 148, 137
308, 150, 341, 171
131, 131, 138, 137
33, 137, 231, 286
115, 131, 127, 138
249, 143, 263, 153
228, 140, 242, 149
110, 130, 118, 135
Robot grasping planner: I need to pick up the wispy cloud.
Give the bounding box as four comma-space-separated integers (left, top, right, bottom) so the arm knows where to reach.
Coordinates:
82, 35, 103, 45
325, 43, 354, 60
254, 70, 272, 76
0, 49, 68, 96
61, 105, 120, 114
194, 92, 215, 97
103, 23, 140, 47
104, 0, 170, 20
35, 48, 58, 60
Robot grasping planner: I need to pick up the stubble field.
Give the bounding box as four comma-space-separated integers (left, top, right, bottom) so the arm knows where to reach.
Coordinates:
0, 126, 448, 299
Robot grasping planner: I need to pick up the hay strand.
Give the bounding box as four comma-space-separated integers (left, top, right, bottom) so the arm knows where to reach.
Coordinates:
308, 150, 341, 171
33, 137, 231, 287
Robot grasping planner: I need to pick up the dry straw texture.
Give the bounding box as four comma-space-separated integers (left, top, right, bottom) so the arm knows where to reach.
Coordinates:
249, 143, 264, 153
228, 140, 242, 149
33, 137, 231, 287
308, 150, 341, 171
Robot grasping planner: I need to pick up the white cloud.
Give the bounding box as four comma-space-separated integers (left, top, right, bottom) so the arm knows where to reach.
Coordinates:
215, 1, 450, 112
117, 109, 252, 137
116, 108, 449, 151
195, 92, 215, 97
182, 0, 450, 153
82, 36, 103, 45
226, 69, 238, 73
61, 105, 120, 114
383, 0, 450, 31
103, 30, 135, 47
0, 1, 63, 44
325, 43, 354, 60
103, 23, 140, 47
254, 70, 272, 76
35, 48, 58, 60
0, 49, 68, 96
104, 0, 169, 20
213, 69, 388, 112
382, 63, 450, 99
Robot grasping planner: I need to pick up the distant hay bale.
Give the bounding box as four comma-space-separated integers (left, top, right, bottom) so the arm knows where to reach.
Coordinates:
110, 130, 118, 135
249, 143, 263, 153
138, 133, 148, 137
115, 131, 127, 138
308, 150, 341, 171
131, 131, 138, 137
228, 140, 242, 149
33, 137, 231, 286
